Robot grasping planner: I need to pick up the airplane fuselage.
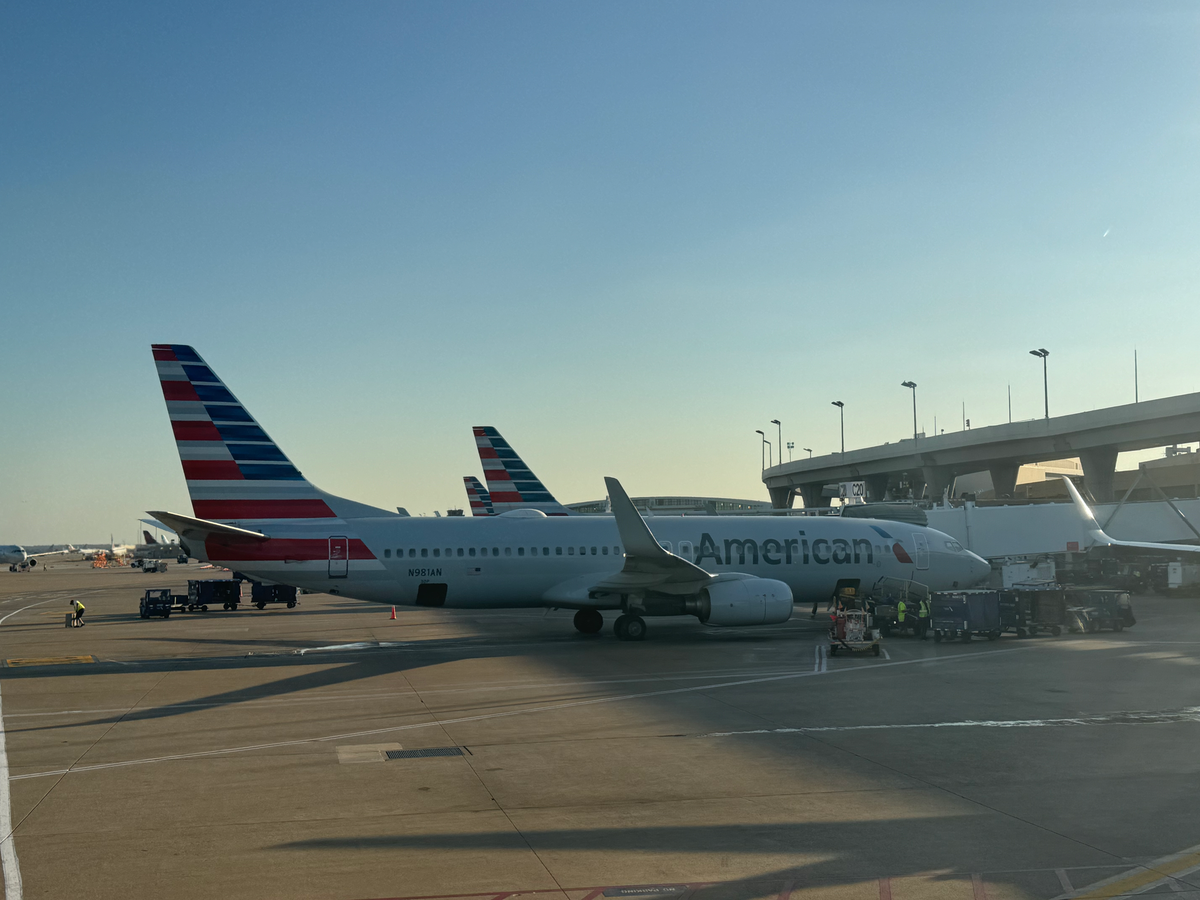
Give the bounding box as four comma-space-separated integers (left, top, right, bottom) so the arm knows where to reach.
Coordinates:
196, 514, 989, 610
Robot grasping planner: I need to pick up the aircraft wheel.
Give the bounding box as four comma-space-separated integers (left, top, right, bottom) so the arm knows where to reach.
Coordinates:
287, 601, 296, 609
623, 615, 647, 641
574, 609, 603, 634
256, 602, 266, 610
614, 615, 629, 640
1050, 625, 1062, 637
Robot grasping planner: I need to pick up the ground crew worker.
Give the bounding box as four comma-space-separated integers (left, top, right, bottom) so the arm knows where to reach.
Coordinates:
811, 588, 837, 619
917, 597, 931, 640
896, 598, 908, 633
71, 598, 86, 627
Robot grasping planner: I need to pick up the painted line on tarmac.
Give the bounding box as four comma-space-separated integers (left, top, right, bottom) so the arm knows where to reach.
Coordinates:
0, 682, 24, 900
700, 705, 1200, 738
1053, 840, 1200, 898
9, 645, 1025, 781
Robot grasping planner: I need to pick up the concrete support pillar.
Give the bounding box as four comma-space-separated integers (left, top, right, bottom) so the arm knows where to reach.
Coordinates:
768, 486, 795, 509
799, 482, 831, 509
989, 463, 1020, 499
865, 474, 890, 503
922, 466, 955, 501
1080, 446, 1119, 502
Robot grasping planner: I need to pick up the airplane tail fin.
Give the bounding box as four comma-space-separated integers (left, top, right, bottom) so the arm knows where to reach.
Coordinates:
143, 530, 158, 545
152, 344, 392, 522
473, 427, 570, 516
463, 476, 495, 517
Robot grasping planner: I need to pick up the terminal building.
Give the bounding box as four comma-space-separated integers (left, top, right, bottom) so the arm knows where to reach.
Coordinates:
763, 391, 1200, 507
566, 496, 773, 516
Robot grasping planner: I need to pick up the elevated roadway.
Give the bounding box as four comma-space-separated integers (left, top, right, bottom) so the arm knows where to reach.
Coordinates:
765, 392, 1200, 506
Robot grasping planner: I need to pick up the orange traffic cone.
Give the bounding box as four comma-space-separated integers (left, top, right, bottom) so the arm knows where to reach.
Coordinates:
390, 606, 396, 620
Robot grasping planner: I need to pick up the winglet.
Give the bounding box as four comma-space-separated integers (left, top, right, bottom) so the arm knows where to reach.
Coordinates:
1060, 477, 1110, 547
604, 477, 673, 561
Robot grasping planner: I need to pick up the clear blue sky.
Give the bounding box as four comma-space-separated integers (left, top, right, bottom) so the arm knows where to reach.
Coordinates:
3, 2, 1199, 542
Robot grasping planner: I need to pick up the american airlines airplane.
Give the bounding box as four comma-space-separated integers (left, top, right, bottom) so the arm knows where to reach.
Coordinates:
473, 426, 572, 515
463, 476, 495, 517
2, 544, 76, 571
148, 344, 990, 640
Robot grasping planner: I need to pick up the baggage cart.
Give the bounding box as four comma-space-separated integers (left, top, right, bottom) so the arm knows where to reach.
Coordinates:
828, 608, 882, 656
186, 579, 242, 612
931, 591, 1002, 642
1066, 590, 1136, 633
139, 588, 174, 619
1024, 588, 1067, 636
998, 590, 1033, 636
251, 583, 298, 610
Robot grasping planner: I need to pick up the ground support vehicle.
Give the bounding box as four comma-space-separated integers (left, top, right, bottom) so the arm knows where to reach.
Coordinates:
139, 589, 176, 619
1066, 589, 1136, 633
185, 579, 242, 612
140, 560, 167, 574
251, 583, 298, 610
868, 577, 929, 637
828, 608, 882, 656
931, 591, 1002, 642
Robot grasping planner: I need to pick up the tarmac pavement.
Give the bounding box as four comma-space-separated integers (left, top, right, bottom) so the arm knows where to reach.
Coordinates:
2, 562, 1200, 899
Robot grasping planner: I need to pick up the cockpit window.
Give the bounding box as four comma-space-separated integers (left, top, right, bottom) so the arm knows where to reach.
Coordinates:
945, 540, 963, 552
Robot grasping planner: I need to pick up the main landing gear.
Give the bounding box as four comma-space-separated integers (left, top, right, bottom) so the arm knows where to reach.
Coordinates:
573, 609, 604, 635
614, 614, 647, 641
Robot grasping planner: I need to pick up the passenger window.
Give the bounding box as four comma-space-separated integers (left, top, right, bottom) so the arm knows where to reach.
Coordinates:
421, 548, 428, 558
556, 547, 562, 555
469, 547, 476, 557
518, 547, 525, 556
579, 547, 586, 556
505, 547, 512, 556
659, 541, 672, 552
457, 548, 464, 557
568, 547, 575, 555
409, 549, 416, 558
384, 549, 391, 558
602, 546, 608, 555
591, 546, 597, 555
492, 547, 499, 557
433, 548, 440, 558
543, 547, 549, 556
679, 541, 693, 559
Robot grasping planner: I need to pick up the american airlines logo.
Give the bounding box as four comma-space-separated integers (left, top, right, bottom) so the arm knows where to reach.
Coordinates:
696, 532, 878, 566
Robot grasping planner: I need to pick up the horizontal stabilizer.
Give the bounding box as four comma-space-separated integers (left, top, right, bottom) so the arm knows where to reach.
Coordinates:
147, 510, 271, 544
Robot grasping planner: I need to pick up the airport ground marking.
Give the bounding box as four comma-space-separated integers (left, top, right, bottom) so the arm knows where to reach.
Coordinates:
1050, 840, 1200, 898
5, 656, 95, 668
9, 644, 1030, 781
0, 682, 23, 900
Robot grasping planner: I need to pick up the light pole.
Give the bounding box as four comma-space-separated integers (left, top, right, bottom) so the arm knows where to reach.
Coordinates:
831, 401, 845, 456
901, 381, 917, 441
786, 441, 794, 461
755, 430, 768, 471
803, 447, 812, 458
1029, 348, 1049, 419
771, 419, 782, 463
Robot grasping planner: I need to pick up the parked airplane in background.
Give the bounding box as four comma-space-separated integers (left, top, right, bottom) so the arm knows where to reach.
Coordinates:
463, 476, 494, 517
82, 538, 135, 562
148, 344, 991, 639
2, 544, 76, 571
473, 426, 572, 516
1063, 477, 1200, 556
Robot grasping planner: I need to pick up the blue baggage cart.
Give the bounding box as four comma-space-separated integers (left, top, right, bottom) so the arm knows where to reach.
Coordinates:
932, 591, 1002, 643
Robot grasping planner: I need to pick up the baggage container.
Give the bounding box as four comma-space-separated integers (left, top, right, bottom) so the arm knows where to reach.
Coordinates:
139, 588, 174, 619
250, 583, 298, 610
998, 590, 1033, 636
1065, 589, 1136, 633
186, 579, 242, 612
1024, 588, 1067, 636
931, 591, 1001, 642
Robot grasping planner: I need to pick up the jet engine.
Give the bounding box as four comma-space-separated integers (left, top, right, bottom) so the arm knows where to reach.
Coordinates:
693, 578, 793, 626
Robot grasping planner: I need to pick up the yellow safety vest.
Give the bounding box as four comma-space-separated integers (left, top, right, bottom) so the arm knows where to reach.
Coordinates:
73, 600, 85, 612
897, 601, 907, 622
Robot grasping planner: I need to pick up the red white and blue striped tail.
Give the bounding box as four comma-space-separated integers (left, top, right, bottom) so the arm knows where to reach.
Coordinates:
463, 476, 495, 517
472, 427, 570, 516
152, 345, 389, 523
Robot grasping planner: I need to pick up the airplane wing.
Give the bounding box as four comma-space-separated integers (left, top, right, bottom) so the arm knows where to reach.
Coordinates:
587, 477, 714, 594
27, 545, 77, 561
148, 511, 271, 544
1061, 477, 1200, 554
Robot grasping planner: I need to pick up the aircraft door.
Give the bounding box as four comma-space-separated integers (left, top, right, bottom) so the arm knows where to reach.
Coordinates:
912, 533, 929, 570
328, 536, 349, 578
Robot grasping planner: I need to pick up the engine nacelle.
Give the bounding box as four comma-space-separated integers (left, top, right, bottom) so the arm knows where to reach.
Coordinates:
696, 578, 793, 626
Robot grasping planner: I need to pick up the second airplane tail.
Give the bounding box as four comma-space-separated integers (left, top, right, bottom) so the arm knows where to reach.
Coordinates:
473, 426, 571, 516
